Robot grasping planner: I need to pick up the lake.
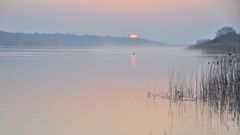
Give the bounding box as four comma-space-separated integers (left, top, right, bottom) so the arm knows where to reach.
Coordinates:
0, 47, 239, 135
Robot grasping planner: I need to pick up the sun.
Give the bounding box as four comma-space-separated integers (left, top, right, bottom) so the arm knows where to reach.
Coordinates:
129, 33, 139, 39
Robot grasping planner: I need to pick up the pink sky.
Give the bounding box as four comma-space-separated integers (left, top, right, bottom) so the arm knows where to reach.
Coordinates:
0, 0, 239, 44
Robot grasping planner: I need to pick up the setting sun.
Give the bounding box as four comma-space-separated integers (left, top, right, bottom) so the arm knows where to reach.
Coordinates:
129, 33, 139, 39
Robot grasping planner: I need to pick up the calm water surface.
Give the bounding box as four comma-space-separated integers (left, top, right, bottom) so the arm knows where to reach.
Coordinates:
0, 47, 239, 135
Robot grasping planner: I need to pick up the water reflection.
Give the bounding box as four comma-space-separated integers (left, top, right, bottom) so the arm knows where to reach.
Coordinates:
131, 51, 137, 68
0, 47, 239, 135
147, 97, 240, 135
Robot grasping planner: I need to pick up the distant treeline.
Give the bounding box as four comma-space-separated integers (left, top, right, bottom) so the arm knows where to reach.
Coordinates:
0, 31, 163, 48
188, 26, 240, 53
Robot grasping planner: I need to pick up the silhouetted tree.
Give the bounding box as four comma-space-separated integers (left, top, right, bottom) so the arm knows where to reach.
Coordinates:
216, 26, 237, 37
189, 26, 240, 53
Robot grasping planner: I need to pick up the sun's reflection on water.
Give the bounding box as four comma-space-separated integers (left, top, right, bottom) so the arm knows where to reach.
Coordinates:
131, 52, 137, 68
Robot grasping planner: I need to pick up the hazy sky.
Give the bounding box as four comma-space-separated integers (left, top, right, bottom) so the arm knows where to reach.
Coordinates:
0, 0, 239, 44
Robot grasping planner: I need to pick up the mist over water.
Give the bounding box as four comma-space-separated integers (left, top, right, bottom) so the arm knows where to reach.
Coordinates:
0, 46, 239, 135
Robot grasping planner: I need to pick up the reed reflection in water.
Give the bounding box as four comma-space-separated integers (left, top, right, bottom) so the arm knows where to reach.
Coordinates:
147, 52, 240, 134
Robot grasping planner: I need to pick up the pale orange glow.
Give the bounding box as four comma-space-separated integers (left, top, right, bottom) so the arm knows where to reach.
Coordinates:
129, 34, 139, 39
17, 0, 217, 14
13, 0, 233, 21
